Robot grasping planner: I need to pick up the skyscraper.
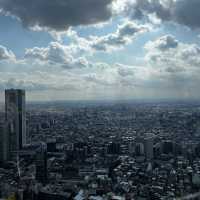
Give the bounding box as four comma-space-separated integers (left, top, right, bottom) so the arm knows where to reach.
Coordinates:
0, 122, 5, 162
4, 89, 26, 161
135, 133, 155, 160
144, 133, 155, 161
35, 143, 47, 184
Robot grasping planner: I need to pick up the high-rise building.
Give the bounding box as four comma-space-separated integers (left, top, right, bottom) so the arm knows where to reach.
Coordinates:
134, 133, 155, 160
144, 133, 155, 161
0, 123, 5, 162
4, 89, 26, 161
35, 143, 47, 184
107, 142, 121, 155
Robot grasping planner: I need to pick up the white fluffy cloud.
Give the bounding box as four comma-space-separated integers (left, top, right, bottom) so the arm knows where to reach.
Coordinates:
0, 45, 16, 61
91, 21, 149, 52
1, 33, 200, 100
141, 34, 200, 98
54, 22, 149, 53
25, 42, 92, 69
145, 35, 178, 51
145, 35, 200, 70
0, 70, 91, 91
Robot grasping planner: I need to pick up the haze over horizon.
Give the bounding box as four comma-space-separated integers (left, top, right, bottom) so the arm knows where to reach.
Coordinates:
0, 0, 200, 101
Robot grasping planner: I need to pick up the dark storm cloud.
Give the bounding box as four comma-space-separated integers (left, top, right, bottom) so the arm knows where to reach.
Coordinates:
174, 0, 200, 29
127, 0, 200, 29
0, 0, 113, 30
126, 0, 171, 21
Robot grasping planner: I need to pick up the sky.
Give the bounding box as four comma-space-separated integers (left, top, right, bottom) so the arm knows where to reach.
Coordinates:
0, 0, 200, 101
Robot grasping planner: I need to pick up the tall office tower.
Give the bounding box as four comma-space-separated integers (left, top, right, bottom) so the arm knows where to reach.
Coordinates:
4, 89, 26, 160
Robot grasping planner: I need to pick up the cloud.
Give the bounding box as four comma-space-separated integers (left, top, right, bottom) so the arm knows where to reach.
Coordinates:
0, 45, 16, 61
22, 36, 200, 99
1, 45, 200, 100
84, 74, 115, 87
48, 22, 149, 53
117, 64, 135, 77
123, 0, 200, 29
145, 34, 178, 51
90, 21, 149, 52
0, 71, 82, 92
25, 22, 149, 64
173, 0, 200, 29
141, 34, 200, 98
25, 42, 91, 69
0, 0, 113, 31
119, 0, 171, 21
145, 35, 200, 70
25, 42, 72, 63
0, 78, 50, 91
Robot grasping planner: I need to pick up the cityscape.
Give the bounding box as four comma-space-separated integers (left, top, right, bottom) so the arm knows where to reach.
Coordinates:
0, 89, 200, 199
1, 0, 200, 199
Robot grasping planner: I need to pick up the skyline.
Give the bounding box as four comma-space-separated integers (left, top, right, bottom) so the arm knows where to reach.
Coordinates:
0, 0, 200, 101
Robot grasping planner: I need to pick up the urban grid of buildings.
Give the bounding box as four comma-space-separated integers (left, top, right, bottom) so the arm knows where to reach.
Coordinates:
0, 89, 200, 199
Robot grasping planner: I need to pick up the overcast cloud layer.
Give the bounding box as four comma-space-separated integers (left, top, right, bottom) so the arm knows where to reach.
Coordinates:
0, 0, 200, 100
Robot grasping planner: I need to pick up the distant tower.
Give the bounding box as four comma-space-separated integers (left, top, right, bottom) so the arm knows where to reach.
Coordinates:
35, 143, 47, 184
144, 133, 155, 161
4, 89, 26, 160
0, 123, 5, 162
135, 133, 155, 160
